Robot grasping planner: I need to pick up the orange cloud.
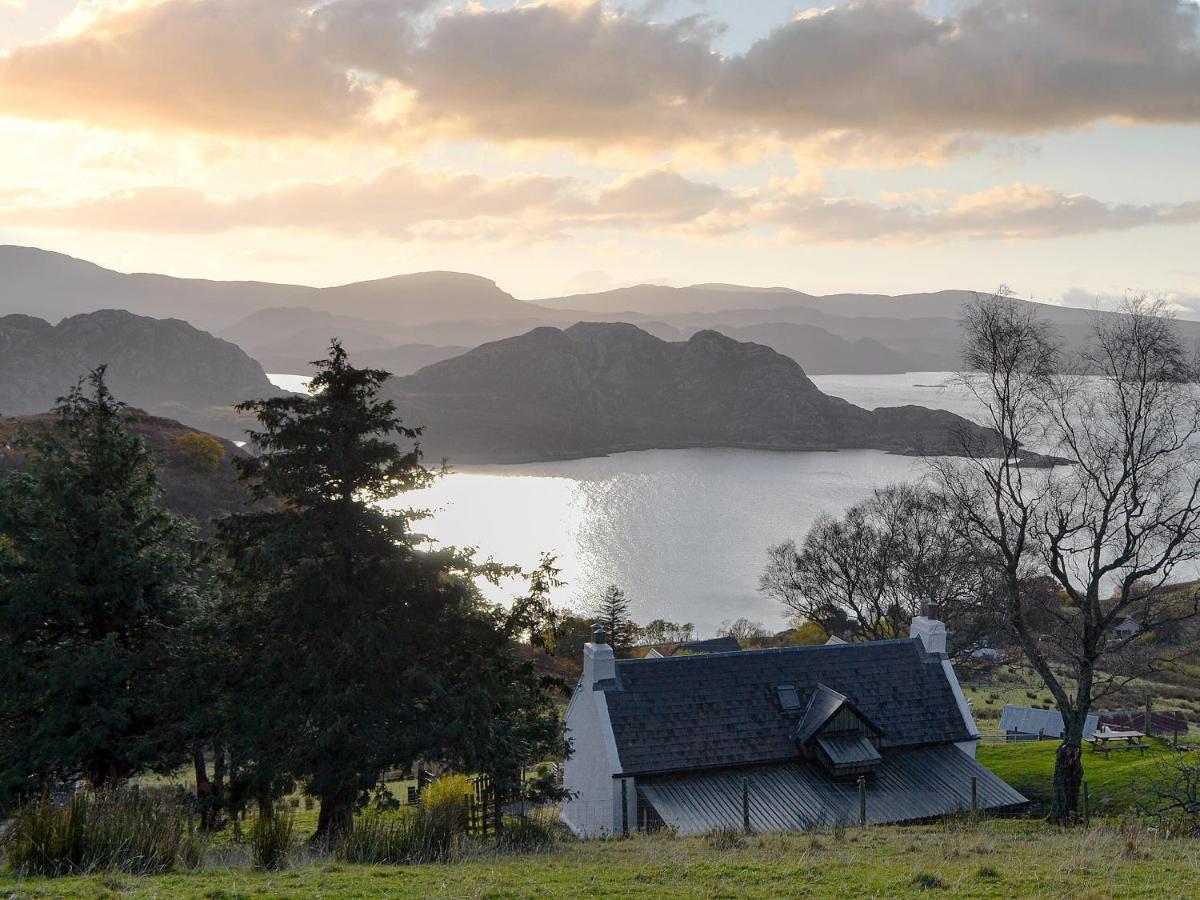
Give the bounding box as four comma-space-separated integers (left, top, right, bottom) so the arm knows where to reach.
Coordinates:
4, 167, 1198, 245
0, 0, 1196, 163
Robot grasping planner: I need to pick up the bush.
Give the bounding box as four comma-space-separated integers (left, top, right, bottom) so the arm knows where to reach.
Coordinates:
337, 807, 462, 865
705, 825, 746, 851
173, 432, 225, 474
249, 813, 295, 871
421, 774, 473, 818
498, 811, 558, 853
3, 790, 204, 877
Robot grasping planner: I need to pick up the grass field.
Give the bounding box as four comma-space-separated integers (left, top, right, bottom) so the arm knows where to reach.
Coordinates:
3, 820, 1199, 898
978, 740, 1173, 815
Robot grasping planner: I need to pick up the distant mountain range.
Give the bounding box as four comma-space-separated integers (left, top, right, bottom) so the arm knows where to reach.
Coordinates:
9, 245, 1194, 377
385, 322, 1024, 465
0, 309, 282, 441
4, 244, 1195, 381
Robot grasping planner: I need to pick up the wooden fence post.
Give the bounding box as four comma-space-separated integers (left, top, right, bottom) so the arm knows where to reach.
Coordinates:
1082, 781, 1090, 827
742, 778, 750, 833
858, 776, 867, 827
621, 779, 629, 837
970, 776, 978, 815
494, 785, 503, 843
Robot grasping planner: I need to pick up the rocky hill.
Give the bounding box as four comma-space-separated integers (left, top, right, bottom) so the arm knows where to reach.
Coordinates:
385, 323, 1018, 464
0, 309, 282, 441
0, 411, 253, 528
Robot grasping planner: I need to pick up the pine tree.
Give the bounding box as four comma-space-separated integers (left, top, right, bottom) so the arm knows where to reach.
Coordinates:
218, 342, 562, 841
593, 584, 633, 650
0, 370, 197, 802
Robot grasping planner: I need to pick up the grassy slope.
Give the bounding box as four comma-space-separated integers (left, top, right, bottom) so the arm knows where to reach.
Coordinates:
978, 740, 1172, 815
3, 822, 1199, 898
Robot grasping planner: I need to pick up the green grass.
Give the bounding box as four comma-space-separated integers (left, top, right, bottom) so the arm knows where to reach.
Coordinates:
3, 821, 1200, 898
978, 740, 1171, 815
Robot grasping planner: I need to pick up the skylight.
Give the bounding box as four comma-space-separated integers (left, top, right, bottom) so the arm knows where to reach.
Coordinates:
776, 685, 801, 711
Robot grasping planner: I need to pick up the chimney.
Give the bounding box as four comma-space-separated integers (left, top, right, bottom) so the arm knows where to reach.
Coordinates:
909, 603, 947, 655
583, 622, 615, 686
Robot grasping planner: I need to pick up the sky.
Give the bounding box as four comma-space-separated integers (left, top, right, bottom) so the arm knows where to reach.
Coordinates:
0, 0, 1199, 307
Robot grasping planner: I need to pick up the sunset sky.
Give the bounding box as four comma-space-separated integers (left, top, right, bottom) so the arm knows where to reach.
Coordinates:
1, 0, 1198, 307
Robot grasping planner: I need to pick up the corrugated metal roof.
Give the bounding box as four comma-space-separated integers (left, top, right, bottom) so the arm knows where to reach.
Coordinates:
638, 748, 1027, 835
817, 734, 881, 766
999, 705, 1099, 738
606, 638, 970, 776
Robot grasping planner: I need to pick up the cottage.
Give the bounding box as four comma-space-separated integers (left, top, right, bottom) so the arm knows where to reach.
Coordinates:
562, 610, 1026, 837
642, 635, 742, 659
999, 705, 1099, 740
1113, 618, 1141, 640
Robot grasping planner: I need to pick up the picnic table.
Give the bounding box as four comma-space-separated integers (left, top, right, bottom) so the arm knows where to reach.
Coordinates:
1088, 727, 1148, 756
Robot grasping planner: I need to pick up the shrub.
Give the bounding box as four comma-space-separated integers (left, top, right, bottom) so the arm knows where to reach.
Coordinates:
3, 790, 204, 877
911, 872, 948, 890
421, 774, 473, 818
1026, 691, 1038, 700
249, 813, 294, 871
497, 811, 558, 853
337, 807, 461, 865
705, 826, 745, 851
173, 432, 225, 474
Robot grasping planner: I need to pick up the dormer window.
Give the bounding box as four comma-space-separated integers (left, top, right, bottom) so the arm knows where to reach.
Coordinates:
776, 685, 801, 710
793, 683, 883, 780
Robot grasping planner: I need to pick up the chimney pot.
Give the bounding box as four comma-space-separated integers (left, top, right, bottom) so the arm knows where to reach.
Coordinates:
910, 607, 947, 656
584, 623, 615, 686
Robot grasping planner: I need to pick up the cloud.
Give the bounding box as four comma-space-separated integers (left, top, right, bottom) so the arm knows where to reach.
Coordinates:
0, 0, 1197, 159
759, 183, 1200, 243
4, 167, 1199, 246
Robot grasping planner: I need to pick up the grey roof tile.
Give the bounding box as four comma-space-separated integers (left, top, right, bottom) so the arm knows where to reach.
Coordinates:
605, 637, 971, 776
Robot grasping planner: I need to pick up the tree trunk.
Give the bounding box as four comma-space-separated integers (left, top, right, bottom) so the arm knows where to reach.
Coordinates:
1052, 740, 1083, 824
193, 746, 219, 831
257, 783, 275, 820
314, 785, 356, 843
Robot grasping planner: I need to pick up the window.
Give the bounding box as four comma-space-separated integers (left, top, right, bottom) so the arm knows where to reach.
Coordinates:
776, 685, 801, 711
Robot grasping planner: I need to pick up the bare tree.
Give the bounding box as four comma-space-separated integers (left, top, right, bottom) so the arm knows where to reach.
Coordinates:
760, 484, 991, 647
933, 291, 1200, 822
717, 617, 768, 642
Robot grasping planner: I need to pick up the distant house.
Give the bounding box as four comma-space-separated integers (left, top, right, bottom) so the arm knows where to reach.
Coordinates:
1113, 618, 1141, 640
639, 635, 741, 659
563, 612, 1025, 837
1098, 709, 1189, 738
1000, 705, 1099, 740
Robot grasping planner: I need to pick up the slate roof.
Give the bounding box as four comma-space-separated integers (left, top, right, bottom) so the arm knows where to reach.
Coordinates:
638, 746, 1027, 835
604, 637, 971, 776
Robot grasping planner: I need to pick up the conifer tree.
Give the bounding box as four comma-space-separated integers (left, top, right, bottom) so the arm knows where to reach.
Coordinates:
0, 370, 197, 802
593, 584, 633, 650
219, 341, 562, 841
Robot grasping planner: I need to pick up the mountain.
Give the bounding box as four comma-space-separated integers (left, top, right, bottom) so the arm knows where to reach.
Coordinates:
540, 284, 975, 319
0, 246, 309, 332
699, 323, 912, 375
220, 306, 467, 374
384, 322, 1017, 464
0, 246, 552, 332
0, 411, 253, 528
0, 309, 282, 440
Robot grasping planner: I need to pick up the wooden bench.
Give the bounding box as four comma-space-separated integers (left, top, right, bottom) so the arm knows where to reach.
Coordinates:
1088, 728, 1148, 756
